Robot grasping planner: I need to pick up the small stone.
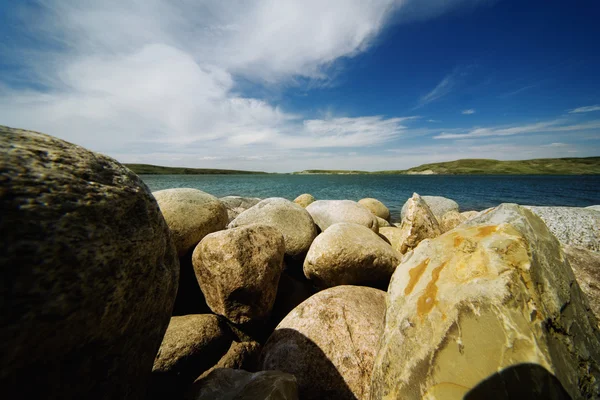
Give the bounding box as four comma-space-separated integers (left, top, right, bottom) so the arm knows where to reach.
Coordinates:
294, 193, 315, 208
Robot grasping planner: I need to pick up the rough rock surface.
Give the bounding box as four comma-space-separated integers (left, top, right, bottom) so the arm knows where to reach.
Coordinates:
152, 315, 233, 396
586, 205, 600, 212
376, 216, 392, 228
0, 126, 179, 400
460, 210, 480, 222
371, 204, 600, 400
219, 196, 261, 223
196, 341, 261, 380
396, 193, 442, 254
294, 193, 315, 208
303, 223, 401, 289
562, 245, 600, 328
262, 286, 387, 400
187, 369, 298, 400
359, 198, 391, 221
378, 227, 405, 254
306, 200, 379, 233
228, 198, 317, 260
154, 188, 228, 256
439, 210, 464, 233
401, 195, 459, 222
193, 225, 285, 324
525, 206, 600, 251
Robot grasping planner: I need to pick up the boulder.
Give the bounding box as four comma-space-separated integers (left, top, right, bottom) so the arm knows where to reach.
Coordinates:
152, 315, 233, 397
586, 205, 600, 212
187, 369, 298, 400
396, 193, 441, 254
262, 286, 386, 400
303, 223, 401, 289
439, 210, 463, 233
460, 210, 480, 221
376, 216, 392, 228
562, 245, 600, 328
196, 341, 261, 380
306, 200, 378, 233
193, 224, 285, 324
401, 195, 459, 222
525, 206, 600, 251
154, 188, 228, 256
0, 126, 179, 400
359, 198, 391, 221
219, 196, 261, 223
371, 204, 600, 400
228, 198, 317, 260
378, 227, 405, 254
294, 193, 315, 208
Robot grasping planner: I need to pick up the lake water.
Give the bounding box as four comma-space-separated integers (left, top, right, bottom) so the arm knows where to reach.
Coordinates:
140, 174, 600, 221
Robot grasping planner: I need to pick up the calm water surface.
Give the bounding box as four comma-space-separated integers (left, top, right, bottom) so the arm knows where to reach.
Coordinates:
140, 174, 600, 220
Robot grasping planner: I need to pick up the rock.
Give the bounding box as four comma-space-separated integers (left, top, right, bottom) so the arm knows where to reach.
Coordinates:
371, 204, 600, 400
439, 210, 463, 233
359, 198, 391, 221
396, 193, 441, 254
187, 369, 298, 400
401, 195, 459, 222
378, 227, 405, 254
154, 188, 228, 256
193, 224, 285, 324
0, 126, 179, 400
294, 193, 315, 208
460, 210, 480, 221
524, 206, 600, 251
303, 223, 401, 289
376, 216, 392, 228
306, 200, 379, 233
152, 315, 233, 397
586, 205, 600, 212
196, 341, 262, 380
562, 245, 600, 328
262, 286, 386, 400
219, 196, 261, 223
228, 198, 317, 260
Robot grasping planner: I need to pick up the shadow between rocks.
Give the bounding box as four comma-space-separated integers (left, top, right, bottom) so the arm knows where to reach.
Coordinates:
464, 363, 572, 400
172, 249, 210, 316
261, 328, 357, 400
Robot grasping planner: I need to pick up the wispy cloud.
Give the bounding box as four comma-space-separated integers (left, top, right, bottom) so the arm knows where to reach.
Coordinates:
542, 142, 568, 148
416, 66, 473, 108
434, 120, 600, 140
462, 109, 476, 115
569, 105, 600, 114
499, 83, 539, 98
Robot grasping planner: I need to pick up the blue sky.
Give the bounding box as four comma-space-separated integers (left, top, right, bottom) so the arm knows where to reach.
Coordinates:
1, 0, 599, 172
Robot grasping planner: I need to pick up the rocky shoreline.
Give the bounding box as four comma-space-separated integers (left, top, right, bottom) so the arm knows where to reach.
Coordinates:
2, 126, 600, 399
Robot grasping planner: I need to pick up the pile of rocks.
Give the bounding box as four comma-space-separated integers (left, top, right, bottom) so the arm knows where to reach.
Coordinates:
2, 126, 600, 400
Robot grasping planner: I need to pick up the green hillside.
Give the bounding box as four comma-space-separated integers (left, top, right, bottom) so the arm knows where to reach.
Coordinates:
124, 163, 267, 175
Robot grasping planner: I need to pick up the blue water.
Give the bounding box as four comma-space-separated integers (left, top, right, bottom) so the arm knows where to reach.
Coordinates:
140, 174, 600, 220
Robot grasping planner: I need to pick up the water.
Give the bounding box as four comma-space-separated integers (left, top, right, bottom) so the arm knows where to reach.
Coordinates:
140, 174, 600, 220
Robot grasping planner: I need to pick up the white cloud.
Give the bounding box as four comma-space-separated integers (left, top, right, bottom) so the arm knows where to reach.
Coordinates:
569, 105, 600, 114
417, 66, 472, 107
542, 142, 568, 148
434, 120, 600, 140
462, 109, 476, 115
0, 0, 502, 171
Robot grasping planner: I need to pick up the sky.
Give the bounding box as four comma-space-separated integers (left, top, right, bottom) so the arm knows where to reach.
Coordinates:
1, 0, 599, 172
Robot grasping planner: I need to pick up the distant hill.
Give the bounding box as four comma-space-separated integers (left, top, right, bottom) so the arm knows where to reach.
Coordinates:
124, 163, 267, 175
384, 157, 600, 175
290, 157, 600, 175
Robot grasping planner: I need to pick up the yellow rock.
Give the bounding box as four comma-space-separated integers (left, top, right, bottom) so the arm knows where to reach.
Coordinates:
371, 204, 600, 400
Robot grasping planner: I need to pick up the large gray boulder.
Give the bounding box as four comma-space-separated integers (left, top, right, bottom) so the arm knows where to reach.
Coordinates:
262, 285, 386, 400
219, 196, 261, 223
306, 200, 378, 233
562, 245, 600, 328
303, 223, 401, 289
152, 315, 233, 397
187, 369, 298, 400
154, 188, 228, 256
371, 204, 600, 399
525, 206, 600, 252
0, 126, 179, 400
193, 225, 285, 324
228, 198, 317, 260
401, 195, 459, 222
